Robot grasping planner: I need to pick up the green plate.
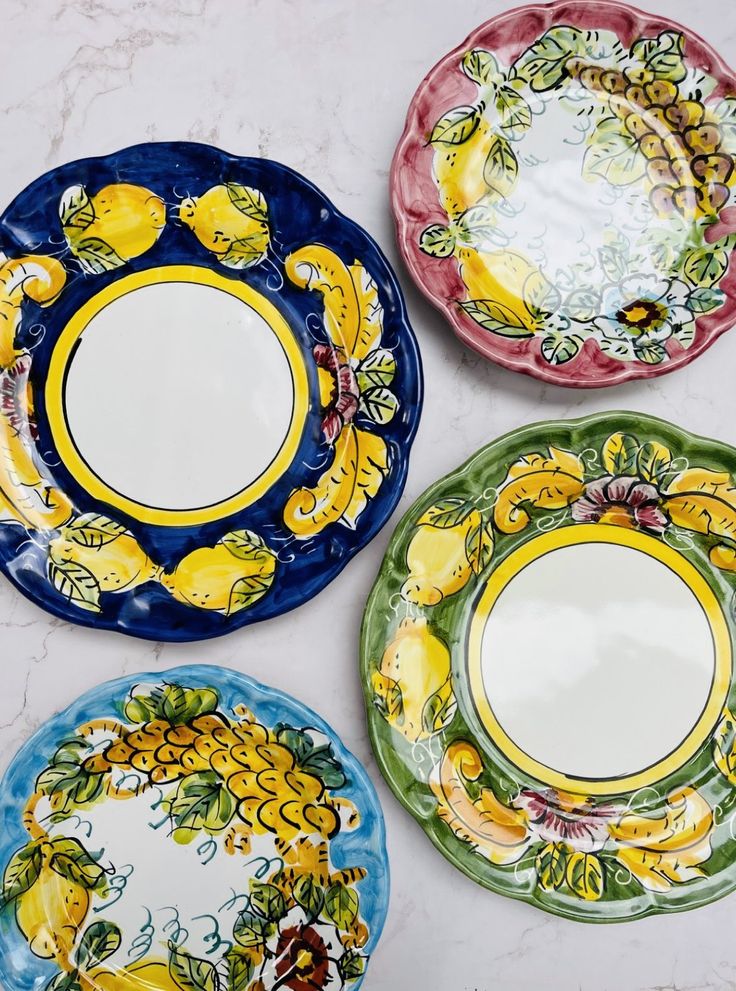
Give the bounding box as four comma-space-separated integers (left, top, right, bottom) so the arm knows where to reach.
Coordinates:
361, 411, 736, 922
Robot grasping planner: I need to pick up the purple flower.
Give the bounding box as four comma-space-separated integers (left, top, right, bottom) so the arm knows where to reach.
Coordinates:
571, 475, 668, 534
313, 344, 360, 443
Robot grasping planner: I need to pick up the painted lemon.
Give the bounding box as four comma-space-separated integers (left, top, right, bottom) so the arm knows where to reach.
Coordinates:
178, 183, 270, 268
60, 183, 165, 272
373, 617, 453, 741
401, 508, 482, 606
83, 960, 179, 991
16, 864, 89, 962
162, 531, 277, 613
457, 246, 538, 332
433, 119, 498, 218
48, 530, 161, 593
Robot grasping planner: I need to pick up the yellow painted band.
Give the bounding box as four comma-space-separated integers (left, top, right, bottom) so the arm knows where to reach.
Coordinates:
45, 265, 309, 527
467, 523, 732, 796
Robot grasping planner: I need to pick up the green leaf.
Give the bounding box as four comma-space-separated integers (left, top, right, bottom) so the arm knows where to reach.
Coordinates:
359, 386, 398, 425
566, 851, 604, 900
221, 233, 269, 269
465, 520, 493, 574
226, 183, 268, 223
301, 743, 347, 789
540, 331, 583, 365
523, 271, 561, 320
275, 724, 315, 763
325, 881, 359, 931
630, 31, 686, 83
417, 498, 475, 528
598, 244, 630, 283
683, 246, 730, 288
421, 680, 455, 736
221, 529, 270, 561
674, 319, 696, 349
419, 223, 456, 258
687, 286, 725, 314
429, 104, 481, 145
459, 298, 532, 337
293, 875, 325, 919
634, 341, 667, 364
357, 348, 396, 390
250, 881, 287, 922
565, 288, 599, 321
165, 771, 236, 842
602, 432, 639, 474
637, 441, 671, 482
61, 514, 127, 548
227, 573, 275, 615
126, 684, 219, 725
36, 761, 104, 810
454, 205, 506, 250
496, 85, 532, 139
48, 557, 101, 613
225, 949, 254, 991
48, 837, 106, 892
536, 842, 569, 891
51, 738, 91, 766
462, 49, 500, 86
515, 26, 583, 91
45, 972, 81, 991
233, 909, 273, 948
583, 117, 645, 186
337, 949, 367, 982
73, 237, 126, 274
483, 133, 518, 197
76, 920, 122, 969
59, 185, 94, 229
1, 843, 42, 906
168, 941, 217, 991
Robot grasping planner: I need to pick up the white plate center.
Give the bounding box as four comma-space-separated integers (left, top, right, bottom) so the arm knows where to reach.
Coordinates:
477, 541, 716, 780
63, 280, 296, 511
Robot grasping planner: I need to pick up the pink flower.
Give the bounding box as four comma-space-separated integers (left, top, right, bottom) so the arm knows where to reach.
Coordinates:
314, 344, 360, 443
515, 790, 616, 853
571, 475, 668, 534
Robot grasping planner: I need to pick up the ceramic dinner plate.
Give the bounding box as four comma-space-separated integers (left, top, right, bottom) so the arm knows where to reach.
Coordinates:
0, 142, 421, 640
0, 665, 388, 991
392, 1, 736, 387
362, 412, 736, 921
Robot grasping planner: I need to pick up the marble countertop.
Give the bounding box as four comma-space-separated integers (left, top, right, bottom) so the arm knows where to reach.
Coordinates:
3, 1, 736, 988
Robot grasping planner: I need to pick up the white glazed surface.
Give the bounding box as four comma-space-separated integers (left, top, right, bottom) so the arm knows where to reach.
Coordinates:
2, 2, 736, 989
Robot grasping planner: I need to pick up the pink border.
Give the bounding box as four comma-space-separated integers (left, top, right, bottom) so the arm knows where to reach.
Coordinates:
390, 0, 736, 389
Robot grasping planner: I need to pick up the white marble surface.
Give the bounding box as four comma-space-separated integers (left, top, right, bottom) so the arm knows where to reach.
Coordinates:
2, 1, 736, 988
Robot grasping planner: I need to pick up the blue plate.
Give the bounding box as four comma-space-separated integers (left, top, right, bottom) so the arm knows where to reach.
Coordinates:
0, 664, 389, 991
0, 142, 421, 640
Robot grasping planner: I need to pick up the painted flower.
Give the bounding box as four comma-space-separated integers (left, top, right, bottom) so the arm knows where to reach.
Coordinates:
571, 475, 668, 534
275, 924, 330, 991
314, 343, 360, 443
595, 275, 695, 359
515, 790, 616, 853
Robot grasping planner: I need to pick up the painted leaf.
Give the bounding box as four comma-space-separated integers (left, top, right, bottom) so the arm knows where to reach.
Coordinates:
359, 386, 398, 425
168, 941, 217, 991
631, 30, 687, 83
611, 788, 713, 892
459, 298, 532, 337
372, 670, 403, 721
635, 341, 667, 365
465, 519, 494, 574
483, 133, 519, 197
462, 49, 500, 86
221, 232, 270, 269
293, 874, 325, 918
165, 771, 236, 842
599, 243, 629, 282
454, 204, 507, 251
325, 881, 359, 931
673, 320, 696, 350
523, 271, 561, 320
75, 920, 122, 969
421, 678, 456, 736
663, 466, 736, 543
515, 26, 584, 91
48, 558, 101, 613
250, 881, 288, 922
233, 910, 273, 948
683, 246, 730, 288
565, 288, 599, 321
536, 842, 569, 891
540, 331, 582, 365
301, 743, 347, 789
357, 347, 396, 389
221, 529, 270, 561
48, 837, 106, 891
583, 117, 645, 186
226, 183, 268, 223
496, 85, 532, 139
417, 498, 475, 529
713, 708, 736, 783
565, 851, 604, 901
1, 842, 42, 905
225, 949, 254, 991
73, 237, 126, 274
62, 514, 127, 548
494, 446, 585, 533
602, 433, 639, 474
429, 104, 481, 145
687, 286, 724, 314
338, 950, 367, 981
284, 424, 389, 536
36, 761, 104, 811
419, 223, 456, 257
228, 573, 274, 615
59, 185, 94, 229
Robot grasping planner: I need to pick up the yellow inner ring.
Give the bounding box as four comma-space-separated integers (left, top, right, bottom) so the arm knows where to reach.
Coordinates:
46, 265, 309, 527
467, 523, 732, 796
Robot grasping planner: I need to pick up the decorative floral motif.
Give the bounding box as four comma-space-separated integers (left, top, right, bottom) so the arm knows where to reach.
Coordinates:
594, 276, 696, 363
0, 678, 375, 991
571, 475, 668, 533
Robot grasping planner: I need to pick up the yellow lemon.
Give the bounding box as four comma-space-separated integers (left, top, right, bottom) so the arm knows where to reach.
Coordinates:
178, 184, 269, 267
373, 617, 453, 741
61, 184, 165, 271
401, 509, 481, 606
16, 864, 89, 963
457, 246, 538, 331
84, 960, 179, 991
433, 119, 497, 218
48, 532, 161, 593
162, 539, 276, 613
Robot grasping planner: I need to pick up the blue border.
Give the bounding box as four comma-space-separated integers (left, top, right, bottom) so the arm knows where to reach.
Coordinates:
0, 142, 422, 641
0, 663, 390, 991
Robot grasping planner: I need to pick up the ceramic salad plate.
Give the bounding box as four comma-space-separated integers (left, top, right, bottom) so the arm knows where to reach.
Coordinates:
0, 665, 388, 991
392, 1, 736, 387
362, 411, 736, 921
0, 142, 421, 640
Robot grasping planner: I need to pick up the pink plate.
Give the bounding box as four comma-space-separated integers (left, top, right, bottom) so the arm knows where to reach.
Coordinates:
392, 0, 736, 387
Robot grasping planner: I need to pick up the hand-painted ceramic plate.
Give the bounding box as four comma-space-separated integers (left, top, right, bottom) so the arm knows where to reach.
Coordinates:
392, 1, 736, 387
0, 142, 421, 640
0, 664, 388, 991
362, 411, 736, 921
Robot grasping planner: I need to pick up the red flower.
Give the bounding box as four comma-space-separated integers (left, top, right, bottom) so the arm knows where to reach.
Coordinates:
571, 475, 668, 534
274, 924, 330, 991
314, 344, 360, 443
